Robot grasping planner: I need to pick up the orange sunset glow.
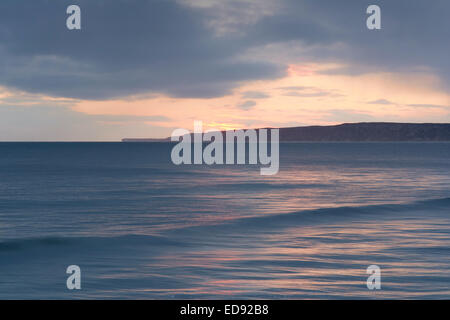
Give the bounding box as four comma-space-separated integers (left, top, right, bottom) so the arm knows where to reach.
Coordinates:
4, 63, 445, 140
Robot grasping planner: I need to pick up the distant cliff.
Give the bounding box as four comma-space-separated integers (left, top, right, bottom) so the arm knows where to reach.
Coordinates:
122, 122, 450, 142
278, 123, 450, 141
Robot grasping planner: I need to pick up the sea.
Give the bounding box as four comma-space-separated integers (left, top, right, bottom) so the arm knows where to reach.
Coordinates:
0, 142, 449, 299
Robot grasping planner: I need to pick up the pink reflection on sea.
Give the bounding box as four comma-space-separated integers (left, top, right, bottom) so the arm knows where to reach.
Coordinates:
141, 206, 450, 299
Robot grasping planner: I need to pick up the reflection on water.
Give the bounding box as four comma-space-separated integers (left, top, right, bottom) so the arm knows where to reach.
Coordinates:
0, 142, 450, 298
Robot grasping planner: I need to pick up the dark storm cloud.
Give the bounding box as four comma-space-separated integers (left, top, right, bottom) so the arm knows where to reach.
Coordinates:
0, 0, 449, 100
247, 0, 450, 89
0, 0, 283, 100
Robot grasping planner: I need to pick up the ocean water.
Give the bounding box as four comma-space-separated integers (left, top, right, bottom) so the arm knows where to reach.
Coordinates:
0, 142, 450, 299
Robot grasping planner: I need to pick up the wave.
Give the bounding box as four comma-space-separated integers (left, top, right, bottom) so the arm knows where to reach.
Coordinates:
0, 234, 181, 253
2, 197, 449, 253
166, 196, 450, 234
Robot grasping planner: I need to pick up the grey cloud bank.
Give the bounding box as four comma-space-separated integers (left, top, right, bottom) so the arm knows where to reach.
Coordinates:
0, 0, 449, 101
0, 0, 283, 100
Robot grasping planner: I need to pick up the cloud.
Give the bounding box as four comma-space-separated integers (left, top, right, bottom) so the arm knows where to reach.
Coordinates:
243, 0, 450, 90
0, 88, 78, 107
88, 114, 170, 123
407, 104, 450, 110
277, 86, 312, 91
237, 100, 257, 110
367, 99, 395, 105
279, 85, 339, 98
0, 0, 283, 100
241, 91, 270, 99
0, 0, 449, 102
283, 91, 329, 98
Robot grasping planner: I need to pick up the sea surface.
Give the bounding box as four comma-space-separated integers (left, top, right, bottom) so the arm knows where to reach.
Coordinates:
0, 142, 449, 299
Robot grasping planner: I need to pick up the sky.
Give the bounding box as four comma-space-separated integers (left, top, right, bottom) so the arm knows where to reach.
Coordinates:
0, 0, 449, 141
